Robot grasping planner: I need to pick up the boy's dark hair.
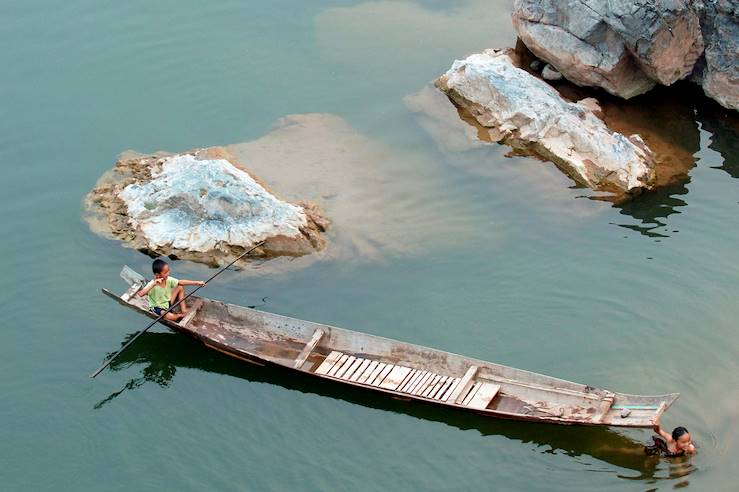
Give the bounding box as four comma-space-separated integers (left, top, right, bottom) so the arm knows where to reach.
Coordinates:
672, 426, 689, 441
152, 259, 168, 275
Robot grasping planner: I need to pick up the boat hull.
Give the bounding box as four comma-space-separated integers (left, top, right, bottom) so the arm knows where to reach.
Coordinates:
102, 286, 678, 427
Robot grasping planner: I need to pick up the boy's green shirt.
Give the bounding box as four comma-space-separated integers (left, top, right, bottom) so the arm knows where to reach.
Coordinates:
147, 277, 179, 309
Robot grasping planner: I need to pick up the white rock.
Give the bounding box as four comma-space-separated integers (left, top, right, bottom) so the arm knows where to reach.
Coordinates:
435, 49, 656, 194
117, 154, 308, 254
541, 64, 563, 81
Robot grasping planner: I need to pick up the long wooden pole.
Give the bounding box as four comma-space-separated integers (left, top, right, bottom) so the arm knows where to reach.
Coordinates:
89, 241, 264, 378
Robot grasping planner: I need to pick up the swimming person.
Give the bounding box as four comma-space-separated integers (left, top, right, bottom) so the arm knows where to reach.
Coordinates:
137, 259, 205, 320
645, 415, 696, 457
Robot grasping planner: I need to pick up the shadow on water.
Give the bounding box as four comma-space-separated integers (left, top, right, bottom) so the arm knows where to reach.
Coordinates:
96, 330, 696, 482
567, 82, 739, 242
695, 102, 739, 179
590, 82, 699, 239
598, 95, 739, 251
609, 92, 739, 239
610, 182, 689, 238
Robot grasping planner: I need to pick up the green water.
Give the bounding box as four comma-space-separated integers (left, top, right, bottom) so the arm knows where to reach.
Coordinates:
2, 1, 738, 490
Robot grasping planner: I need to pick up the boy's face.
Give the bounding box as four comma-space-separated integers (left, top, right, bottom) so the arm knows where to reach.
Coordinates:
676, 433, 693, 451
155, 264, 170, 279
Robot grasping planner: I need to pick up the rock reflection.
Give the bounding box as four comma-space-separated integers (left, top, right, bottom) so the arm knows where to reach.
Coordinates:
612, 182, 689, 238
595, 83, 701, 190
695, 103, 739, 179
94, 331, 695, 481
605, 84, 739, 238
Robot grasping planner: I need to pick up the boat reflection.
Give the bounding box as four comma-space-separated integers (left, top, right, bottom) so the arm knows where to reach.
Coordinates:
95, 331, 695, 481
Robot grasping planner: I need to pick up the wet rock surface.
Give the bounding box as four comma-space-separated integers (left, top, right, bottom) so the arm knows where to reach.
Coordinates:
85, 147, 328, 266
435, 48, 656, 195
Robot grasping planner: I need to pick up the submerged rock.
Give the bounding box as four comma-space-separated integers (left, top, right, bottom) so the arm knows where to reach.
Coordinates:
85, 148, 327, 266
226, 113, 488, 259
692, 0, 739, 111
435, 49, 656, 194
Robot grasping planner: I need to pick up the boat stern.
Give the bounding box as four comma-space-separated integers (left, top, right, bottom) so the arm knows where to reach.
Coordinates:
600, 392, 679, 427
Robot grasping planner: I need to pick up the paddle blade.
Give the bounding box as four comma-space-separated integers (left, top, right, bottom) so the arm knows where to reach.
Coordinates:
120, 265, 145, 287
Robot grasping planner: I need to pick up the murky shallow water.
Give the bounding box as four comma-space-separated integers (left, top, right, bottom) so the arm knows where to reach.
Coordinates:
2, 1, 738, 490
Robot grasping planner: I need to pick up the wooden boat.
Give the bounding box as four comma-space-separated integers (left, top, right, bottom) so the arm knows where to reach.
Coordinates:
103, 266, 678, 427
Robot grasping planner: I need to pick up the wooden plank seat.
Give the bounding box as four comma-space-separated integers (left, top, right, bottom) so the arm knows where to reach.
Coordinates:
593, 391, 616, 423
178, 300, 203, 328
312, 352, 498, 408
293, 329, 324, 369
463, 382, 501, 410
449, 366, 479, 404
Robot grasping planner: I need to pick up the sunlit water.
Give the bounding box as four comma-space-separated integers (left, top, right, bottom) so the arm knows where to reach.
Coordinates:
1, 1, 738, 490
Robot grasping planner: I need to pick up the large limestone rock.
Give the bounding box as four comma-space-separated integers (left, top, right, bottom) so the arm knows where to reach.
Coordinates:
435, 49, 656, 194
692, 0, 739, 110
512, 0, 703, 98
603, 0, 703, 84
513, 1, 654, 98
86, 147, 328, 266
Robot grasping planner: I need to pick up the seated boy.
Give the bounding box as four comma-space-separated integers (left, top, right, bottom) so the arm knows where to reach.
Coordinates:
137, 259, 205, 320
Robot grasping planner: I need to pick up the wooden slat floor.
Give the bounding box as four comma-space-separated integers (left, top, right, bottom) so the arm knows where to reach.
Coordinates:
313, 351, 497, 408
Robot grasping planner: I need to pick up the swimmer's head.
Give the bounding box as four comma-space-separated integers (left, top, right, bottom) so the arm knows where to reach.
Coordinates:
672, 426, 693, 451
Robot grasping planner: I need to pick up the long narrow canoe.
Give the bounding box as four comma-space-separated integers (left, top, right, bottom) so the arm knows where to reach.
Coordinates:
103, 267, 678, 427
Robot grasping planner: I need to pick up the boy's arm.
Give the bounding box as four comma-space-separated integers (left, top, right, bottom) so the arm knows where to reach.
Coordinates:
137, 279, 161, 297
652, 416, 673, 442
178, 279, 206, 286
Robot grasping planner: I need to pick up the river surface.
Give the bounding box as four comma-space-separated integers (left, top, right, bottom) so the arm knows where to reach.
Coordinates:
2, 1, 738, 490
